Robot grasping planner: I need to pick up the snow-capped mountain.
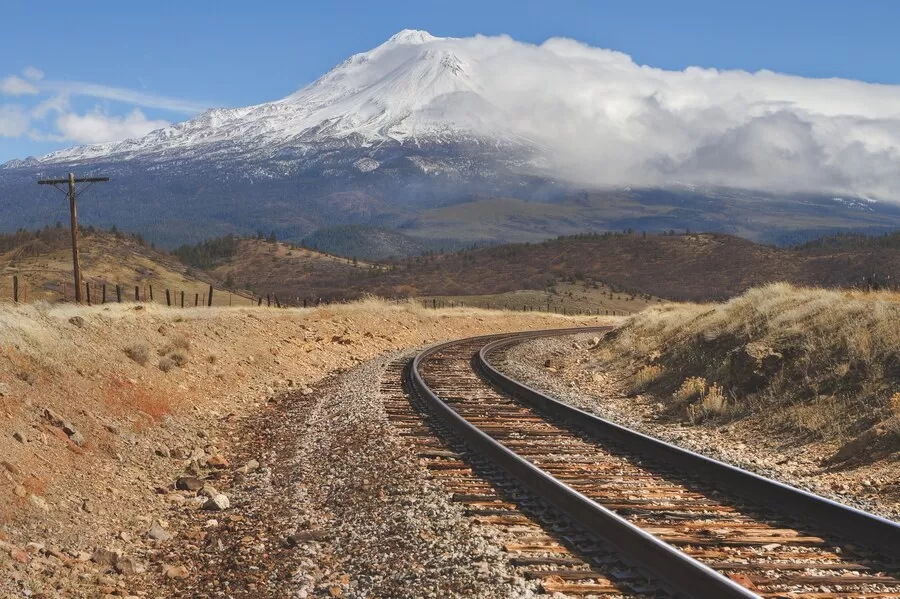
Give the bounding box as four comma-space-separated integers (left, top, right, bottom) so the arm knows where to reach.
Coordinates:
29, 30, 530, 168
3, 29, 900, 248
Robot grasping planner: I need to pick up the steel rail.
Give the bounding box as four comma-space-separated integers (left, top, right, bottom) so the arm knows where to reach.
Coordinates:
477, 331, 900, 556
410, 329, 759, 599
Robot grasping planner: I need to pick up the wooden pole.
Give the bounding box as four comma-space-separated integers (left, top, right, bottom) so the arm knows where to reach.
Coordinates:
181, 290, 185, 308
165, 289, 171, 307
258, 297, 262, 306
149, 285, 153, 301
22, 283, 26, 303
102, 283, 107, 304
116, 285, 121, 303
86, 282, 91, 306
194, 293, 199, 307
134, 285, 139, 302
267, 294, 271, 307
13, 275, 18, 303
37, 174, 108, 305
67, 173, 83, 303
274, 294, 281, 308
207, 285, 213, 307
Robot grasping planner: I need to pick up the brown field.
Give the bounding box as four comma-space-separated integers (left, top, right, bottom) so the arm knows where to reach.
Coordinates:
419, 281, 661, 315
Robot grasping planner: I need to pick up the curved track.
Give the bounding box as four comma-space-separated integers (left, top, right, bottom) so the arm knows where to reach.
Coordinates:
405, 328, 900, 598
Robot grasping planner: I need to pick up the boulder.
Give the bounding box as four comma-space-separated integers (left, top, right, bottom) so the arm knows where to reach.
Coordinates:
202, 494, 230, 511
726, 343, 782, 392
175, 476, 204, 491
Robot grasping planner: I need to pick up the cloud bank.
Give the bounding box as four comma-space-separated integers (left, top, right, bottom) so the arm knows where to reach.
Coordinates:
436, 34, 900, 199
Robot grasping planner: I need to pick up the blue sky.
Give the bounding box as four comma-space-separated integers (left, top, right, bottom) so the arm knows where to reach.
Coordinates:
1, 0, 897, 162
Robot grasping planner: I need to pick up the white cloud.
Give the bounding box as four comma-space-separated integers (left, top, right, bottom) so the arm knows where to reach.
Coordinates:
41, 80, 209, 114
378, 33, 900, 199
0, 105, 30, 137
54, 108, 169, 144
0, 75, 39, 96
22, 66, 44, 81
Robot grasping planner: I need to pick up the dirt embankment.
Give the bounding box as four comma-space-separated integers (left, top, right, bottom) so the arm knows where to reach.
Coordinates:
0, 299, 598, 597
499, 284, 900, 517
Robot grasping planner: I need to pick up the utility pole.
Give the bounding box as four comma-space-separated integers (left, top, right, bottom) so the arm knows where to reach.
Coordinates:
37, 172, 109, 303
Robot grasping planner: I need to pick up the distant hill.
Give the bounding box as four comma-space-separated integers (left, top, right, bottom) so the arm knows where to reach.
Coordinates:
301, 225, 462, 260
186, 231, 900, 304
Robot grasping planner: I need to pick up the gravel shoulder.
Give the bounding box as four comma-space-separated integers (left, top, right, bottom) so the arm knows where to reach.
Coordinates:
155, 350, 528, 598
496, 333, 900, 521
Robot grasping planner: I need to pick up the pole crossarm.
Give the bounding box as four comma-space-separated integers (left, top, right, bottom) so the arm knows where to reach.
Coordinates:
38, 177, 109, 184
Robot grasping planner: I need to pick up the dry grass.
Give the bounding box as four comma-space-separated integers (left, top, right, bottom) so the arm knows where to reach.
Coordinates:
601, 283, 900, 459
628, 365, 663, 394
673, 376, 708, 404
686, 383, 729, 423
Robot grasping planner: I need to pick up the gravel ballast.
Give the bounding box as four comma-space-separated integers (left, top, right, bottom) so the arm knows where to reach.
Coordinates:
158, 349, 530, 598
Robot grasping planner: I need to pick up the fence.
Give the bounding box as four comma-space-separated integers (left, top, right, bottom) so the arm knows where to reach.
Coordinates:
5, 275, 283, 309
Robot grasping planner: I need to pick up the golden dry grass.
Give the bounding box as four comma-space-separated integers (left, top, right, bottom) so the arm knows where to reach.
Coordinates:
604, 283, 900, 454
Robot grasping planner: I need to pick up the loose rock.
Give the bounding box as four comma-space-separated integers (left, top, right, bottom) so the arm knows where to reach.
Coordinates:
202, 494, 230, 511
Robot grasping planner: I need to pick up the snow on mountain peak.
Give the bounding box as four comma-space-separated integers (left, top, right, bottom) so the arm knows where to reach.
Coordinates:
385, 29, 439, 45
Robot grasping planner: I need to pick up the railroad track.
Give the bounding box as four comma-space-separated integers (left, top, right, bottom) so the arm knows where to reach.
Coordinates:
395, 328, 900, 598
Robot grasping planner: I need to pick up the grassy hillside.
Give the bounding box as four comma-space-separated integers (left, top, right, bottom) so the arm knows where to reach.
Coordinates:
0, 227, 246, 306
597, 284, 900, 464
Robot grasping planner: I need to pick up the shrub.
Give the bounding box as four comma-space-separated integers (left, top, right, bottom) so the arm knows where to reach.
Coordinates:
628, 365, 663, 394
158, 357, 176, 372
168, 352, 189, 367
124, 343, 149, 366
673, 377, 707, 404
687, 384, 728, 423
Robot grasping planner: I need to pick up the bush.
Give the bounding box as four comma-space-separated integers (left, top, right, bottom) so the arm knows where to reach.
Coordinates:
628, 365, 663, 394
158, 357, 175, 372
124, 343, 149, 366
673, 377, 707, 404
686, 384, 729, 423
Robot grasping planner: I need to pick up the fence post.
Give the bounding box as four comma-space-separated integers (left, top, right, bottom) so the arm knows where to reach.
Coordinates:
207, 285, 213, 307
194, 293, 199, 307
149, 285, 153, 302
274, 294, 281, 308
22, 282, 26, 303
134, 286, 139, 302
116, 285, 122, 303
166, 289, 171, 307
267, 294, 271, 307
257, 297, 262, 306
13, 276, 18, 303
102, 284, 107, 304
86, 282, 91, 306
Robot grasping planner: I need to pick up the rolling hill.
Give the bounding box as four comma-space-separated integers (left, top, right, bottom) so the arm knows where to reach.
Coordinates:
177, 231, 900, 304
